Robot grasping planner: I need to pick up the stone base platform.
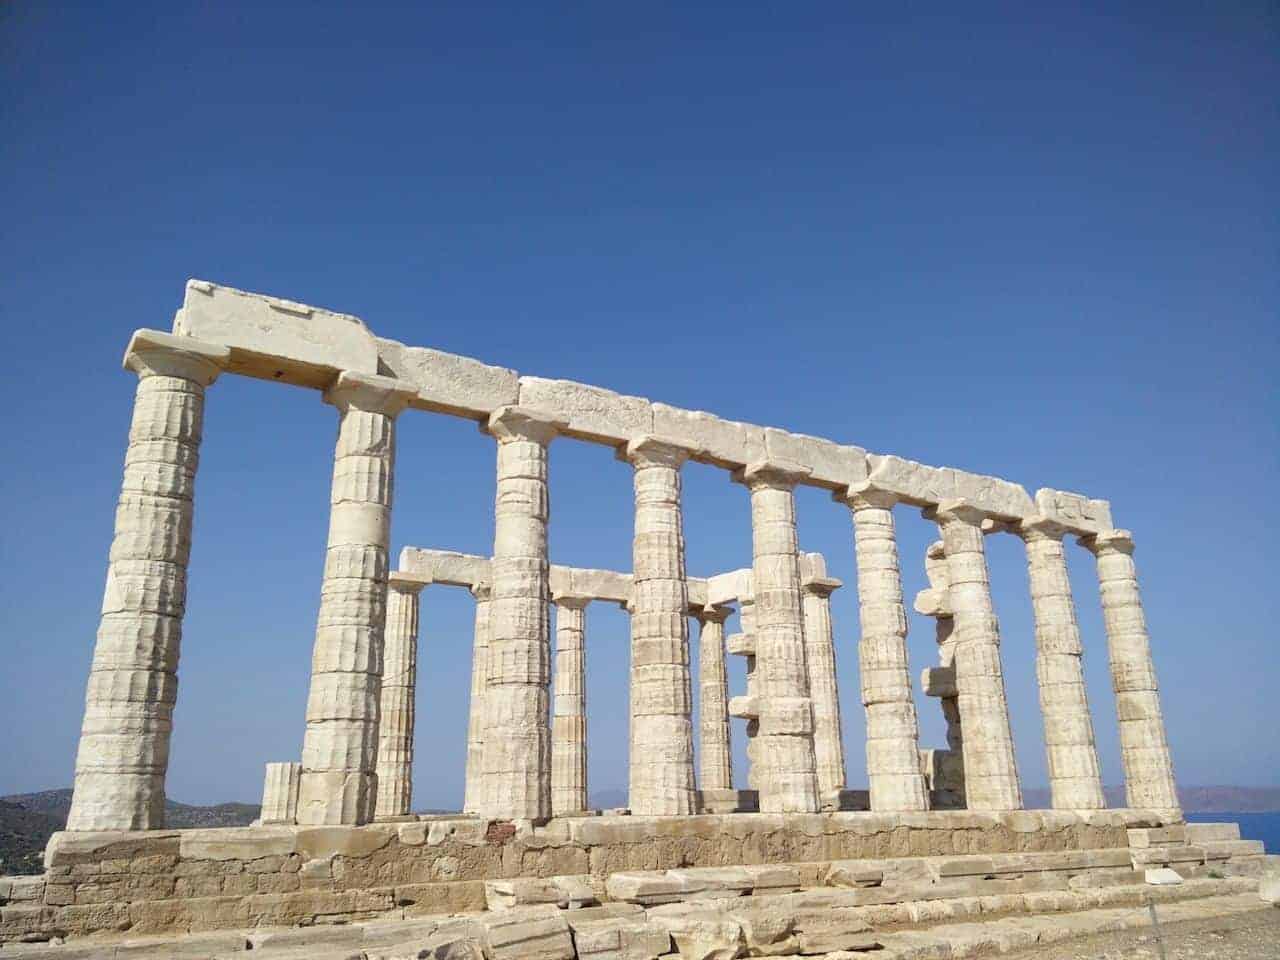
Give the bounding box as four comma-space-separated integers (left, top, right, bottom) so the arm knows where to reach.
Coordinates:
0, 809, 1268, 947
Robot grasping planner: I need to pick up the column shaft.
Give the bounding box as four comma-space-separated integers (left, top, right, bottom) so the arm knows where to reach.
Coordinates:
935, 501, 1022, 812
298, 372, 414, 826
552, 599, 589, 815
1021, 522, 1105, 810
800, 561, 846, 800
67, 332, 226, 831
742, 461, 819, 813
625, 437, 697, 816
462, 582, 492, 814
697, 610, 733, 792
481, 407, 561, 820
374, 578, 422, 819
844, 486, 929, 812
1085, 530, 1180, 818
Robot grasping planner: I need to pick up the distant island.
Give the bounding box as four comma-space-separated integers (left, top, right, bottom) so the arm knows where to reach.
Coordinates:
2, 784, 1276, 875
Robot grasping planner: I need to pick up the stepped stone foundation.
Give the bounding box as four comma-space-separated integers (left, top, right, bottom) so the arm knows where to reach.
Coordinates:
7, 278, 1268, 950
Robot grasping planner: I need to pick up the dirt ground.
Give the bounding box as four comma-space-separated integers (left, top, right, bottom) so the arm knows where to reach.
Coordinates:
1000, 905, 1280, 959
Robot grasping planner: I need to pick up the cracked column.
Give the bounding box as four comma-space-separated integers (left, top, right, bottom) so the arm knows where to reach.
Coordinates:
551, 594, 590, 815
481, 406, 564, 821
738, 459, 819, 813
696, 605, 734, 793
841, 483, 929, 812
932, 500, 1022, 812
623, 435, 698, 816
799, 554, 847, 803
1019, 518, 1106, 811
1082, 529, 1180, 819
67, 330, 228, 831
297, 371, 415, 826
374, 574, 425, 820
462, 580, 492, 815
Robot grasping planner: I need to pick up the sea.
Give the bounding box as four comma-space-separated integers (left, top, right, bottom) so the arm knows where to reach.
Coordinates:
1186, 811, 1280, 853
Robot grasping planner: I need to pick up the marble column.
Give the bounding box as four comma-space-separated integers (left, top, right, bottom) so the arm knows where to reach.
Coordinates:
1019, 518, 1106, 811
481, 406, 563, 821
696, 605, 734, 792
623, 436, 698, 816
297, 371, 415, 826
462, 581, 492, 815
551, 595, 590, 815
374, 574, 425, 820
67, 330, 228, 831
932, 500, 1022, 812
799, 555, 847, 801
1082, 529, 1181, 819
738, 460, 819, 814
841, 483, 929, 812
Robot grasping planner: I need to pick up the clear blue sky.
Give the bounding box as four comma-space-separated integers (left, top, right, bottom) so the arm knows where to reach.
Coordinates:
1, 2, 1275, 810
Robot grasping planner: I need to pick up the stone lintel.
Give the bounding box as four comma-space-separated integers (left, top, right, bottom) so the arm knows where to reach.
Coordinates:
1035, 487, 1114, 536
707, 568, 753, 606
124, 328, 230, 385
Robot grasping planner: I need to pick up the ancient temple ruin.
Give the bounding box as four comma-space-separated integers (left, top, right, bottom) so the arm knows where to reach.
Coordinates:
1, 279, 1270, 955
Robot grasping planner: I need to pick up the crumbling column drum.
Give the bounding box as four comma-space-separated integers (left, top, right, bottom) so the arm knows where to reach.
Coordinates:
624, 436, 698, 816
1084, 529, 1181, 820
481, 406, 564, 821
551, 596, 590, 815
1020, 518, 1106, 811
933, 500, 1022, 812
462, 581, 492, 815
374, 576, 424, 820
67, 331, 228, 832
298, 372, 415, 826
740, 460, 820, 814
696, 605, 734, 792
843, 484, 930, 813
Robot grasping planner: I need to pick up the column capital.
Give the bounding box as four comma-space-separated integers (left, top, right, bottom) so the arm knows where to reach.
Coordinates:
551, 591, 592, 611
388, 572, 428, 596
732, 458, 811, 491
1080, 528, 1135, 556
694, 603, 734, 624
801, 575, 842, 598
324, 371, 417, 417
469, 580, 492, 602
124, 329, 229, 385
837, 480, 897, 511
620, 434, 697, 468
485, 405, 566, 445
1017, 515, 1070, 543
927, 498, 988, 527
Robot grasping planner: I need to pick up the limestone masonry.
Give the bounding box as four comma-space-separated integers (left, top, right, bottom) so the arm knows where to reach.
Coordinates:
4, 278, 1272, 955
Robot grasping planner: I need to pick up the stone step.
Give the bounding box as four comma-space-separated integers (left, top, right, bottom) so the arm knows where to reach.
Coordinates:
1185, 821, 1242, 843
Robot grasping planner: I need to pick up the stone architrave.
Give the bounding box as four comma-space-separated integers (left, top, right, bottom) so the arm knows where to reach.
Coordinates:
737, 459, 820, 814
261, 762, 302, 824
622, 435, 698, 816
840, 483, 929, 812
374, 574, 425, 820
67, 330, 228, 832
696, 605, 734, 792
1019, 517, 1106, 811
551, 595, 590, 815
799, 555, 847, 801
1082, 529, 1181, 819
480, 406, 565, 820
931, 500, 1022, 812
297, 371, 416, 827
462, 581, 492, 814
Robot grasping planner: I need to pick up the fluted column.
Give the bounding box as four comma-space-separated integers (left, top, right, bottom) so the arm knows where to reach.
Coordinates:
841, 483, 929, 812
799, 555, 847, 800
696, 605, 734, 792
1082, 529, 1180, 819
1019, 518, 1106, 811
551, 595, 590, 815
623, 436, 697, 816
738, 459, 819, 813
932, 500, 1022, 812
462, 581, 492, 814
297, 371, 415, 826
481, 406, 564, 820
67, 330, 228, 831
374, 574, 425, 820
